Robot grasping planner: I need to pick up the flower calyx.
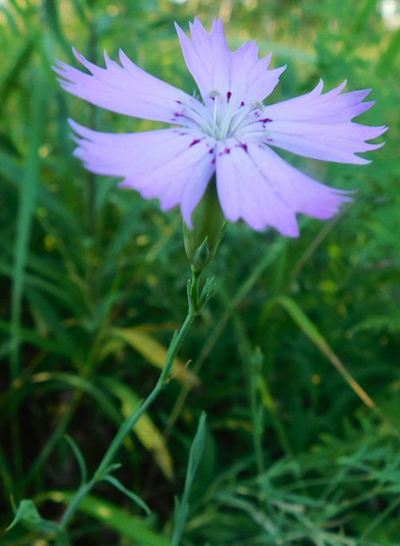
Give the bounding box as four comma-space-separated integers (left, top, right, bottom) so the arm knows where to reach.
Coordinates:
183, 177, 226, 273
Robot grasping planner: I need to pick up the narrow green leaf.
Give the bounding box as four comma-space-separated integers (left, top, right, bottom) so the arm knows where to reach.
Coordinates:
6, 0, 26, 18
104, 204, 141, 266
172, 413, 206, 546
276, 295, 326, 348
42, 0, 74, 60
102, 377, 174, 480
103, 475, 151, 515
0, 264, 79, 312
186, 412, 206, 482
64, 435, 87, 485
25, 372, 122, 487
0, 6, 19, 34
112, 327, 200, 388
7, 500, 41, 531
0, 149, 22, 182
103, 463, 122, 474
0, 149, 79, 234
276, 296, 380, 414
7, 499, 59, 534
0, 320, 67, 356
352, 0, 378, 32
0, 36, 35, 104
46, 492, 170, 546
10, 72, 45, 379
377, 29, 400, 75
70, 0, 89, 24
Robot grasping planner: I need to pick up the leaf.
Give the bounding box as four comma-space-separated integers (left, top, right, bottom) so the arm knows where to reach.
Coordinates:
112, 327, 200, 388
377, 29, 400, 75
0, 145, 80, 234
186, 412, 207, 483
275, 296, 380, 414
7, 500, 40, 531
103, 475, 151, 515
104, 204, 142, 267
349, 316, 400, 336
0, 320, 67, 356
25, 372, 127, 486
10, 72, 45, 380
43, 0, 74, 60
103, 377, 174, 480
0, 36, 35, 104
46, 492, 171, 546
0, 6, 19, 34
70, 0, 89, 24
172, 413, 207, 546
64, 435, 87, 485
0, 148, 22, 183
7, 499, 59, 534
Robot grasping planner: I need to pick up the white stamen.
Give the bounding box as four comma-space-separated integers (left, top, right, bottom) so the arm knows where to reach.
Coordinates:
176, 92, 269, 143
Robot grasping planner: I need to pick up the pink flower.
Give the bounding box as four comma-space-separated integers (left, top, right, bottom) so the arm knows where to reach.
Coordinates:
55, 19, 386, 237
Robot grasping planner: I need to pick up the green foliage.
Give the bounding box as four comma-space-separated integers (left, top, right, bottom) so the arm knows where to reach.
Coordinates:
172, 412, 207, 545
1, 0, 399, 544
7, 499, 60, 538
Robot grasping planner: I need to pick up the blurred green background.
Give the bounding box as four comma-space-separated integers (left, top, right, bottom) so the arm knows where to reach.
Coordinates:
1, 0, 400, 544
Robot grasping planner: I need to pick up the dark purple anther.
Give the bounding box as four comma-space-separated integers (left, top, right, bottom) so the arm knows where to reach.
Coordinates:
238, 142, 248, 153
240, 101, 245, 107
260, 118, 273, 124
227, 91, 232, 102
189, 138, 201, 147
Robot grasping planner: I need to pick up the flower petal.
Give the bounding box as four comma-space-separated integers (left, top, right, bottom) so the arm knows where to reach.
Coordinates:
54, 49, 195, 123
230, 42, 286, 104
215, 139, 352, 236
175, 19, 230, 103
175, 18, 285, 106
70, 121, 216, 226
259, 80, 387, 163
267, 120, 387, 164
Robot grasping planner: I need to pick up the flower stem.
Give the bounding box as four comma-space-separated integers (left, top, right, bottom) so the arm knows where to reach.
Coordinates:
190, 266, 202, 311
93, 313, 195, 482
59, 267, 212, 531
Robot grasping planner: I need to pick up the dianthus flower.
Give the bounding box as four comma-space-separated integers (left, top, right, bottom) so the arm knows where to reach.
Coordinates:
55, 19, 386, 237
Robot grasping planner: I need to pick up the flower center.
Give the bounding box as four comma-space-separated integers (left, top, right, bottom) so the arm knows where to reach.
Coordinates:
172, 92, 270, 142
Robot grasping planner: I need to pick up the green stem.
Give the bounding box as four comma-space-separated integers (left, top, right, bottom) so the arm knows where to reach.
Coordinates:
59, 268, 208, 530
94, 313, 195, 481
190, 266, 202, 311
60, 480, 94, 529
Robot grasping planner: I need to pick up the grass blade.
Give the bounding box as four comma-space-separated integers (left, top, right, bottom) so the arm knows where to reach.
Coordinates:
44, 492, 170, 546
103, 476, 151, 515
10, 72, 45, 378
275, 296, 393, 429
9, 70, 45, 487
172, 413, 206, 546
64, 435, 88, 486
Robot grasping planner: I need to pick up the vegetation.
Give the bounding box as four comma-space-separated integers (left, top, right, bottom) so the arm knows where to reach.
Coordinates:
0, 0, 399, 544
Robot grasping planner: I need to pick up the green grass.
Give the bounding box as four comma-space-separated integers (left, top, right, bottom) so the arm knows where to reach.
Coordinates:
1, 0, 400, 544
